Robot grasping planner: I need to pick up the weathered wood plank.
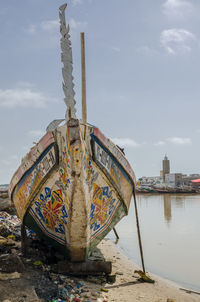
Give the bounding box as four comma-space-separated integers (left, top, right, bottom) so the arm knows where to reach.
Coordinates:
55, 260, 112, 275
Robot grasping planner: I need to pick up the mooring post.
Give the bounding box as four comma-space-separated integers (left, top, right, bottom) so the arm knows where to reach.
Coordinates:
113, 227, 119, 244
133, 190, 146, 273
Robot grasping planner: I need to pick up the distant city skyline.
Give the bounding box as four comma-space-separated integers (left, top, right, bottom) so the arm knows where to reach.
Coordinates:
0, 0, 200, 184
143, 154, 200, 178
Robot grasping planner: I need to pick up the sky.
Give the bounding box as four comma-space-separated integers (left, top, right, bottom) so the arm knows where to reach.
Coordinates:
0, 0, 200, 184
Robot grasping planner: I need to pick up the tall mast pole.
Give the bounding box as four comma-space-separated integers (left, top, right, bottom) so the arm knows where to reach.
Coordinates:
81, 32, 87, 126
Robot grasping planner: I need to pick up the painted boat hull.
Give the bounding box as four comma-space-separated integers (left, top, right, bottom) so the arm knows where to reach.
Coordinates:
9, 119, 135, 261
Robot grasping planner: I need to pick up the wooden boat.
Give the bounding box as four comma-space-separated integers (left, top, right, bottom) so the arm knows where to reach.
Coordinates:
9, 4, 136, 262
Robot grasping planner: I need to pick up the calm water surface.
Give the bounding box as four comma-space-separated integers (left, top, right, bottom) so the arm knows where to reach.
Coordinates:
108, 194, 200, 291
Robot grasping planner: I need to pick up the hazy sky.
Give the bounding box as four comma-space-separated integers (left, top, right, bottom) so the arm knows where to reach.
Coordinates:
0, 0, 200, 184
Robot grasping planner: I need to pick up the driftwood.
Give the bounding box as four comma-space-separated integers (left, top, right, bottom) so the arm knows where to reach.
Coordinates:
180, 288, 200, 295
55, 260, 112, 275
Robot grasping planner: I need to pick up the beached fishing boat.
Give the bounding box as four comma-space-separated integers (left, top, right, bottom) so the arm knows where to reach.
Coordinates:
9, 4, 136, 262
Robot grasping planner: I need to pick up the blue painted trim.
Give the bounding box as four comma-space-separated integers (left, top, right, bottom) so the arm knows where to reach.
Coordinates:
16, 143, 56, 193
90, 134, 132, 184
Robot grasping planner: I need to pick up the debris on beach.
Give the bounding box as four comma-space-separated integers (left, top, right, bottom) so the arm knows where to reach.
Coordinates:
0, 272, 21, 281
0, 185, 13, 212
0, 209, 110, 302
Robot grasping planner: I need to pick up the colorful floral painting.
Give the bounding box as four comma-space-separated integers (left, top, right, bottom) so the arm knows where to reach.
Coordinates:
89, 183, 120, 237
31, 187, 68, 238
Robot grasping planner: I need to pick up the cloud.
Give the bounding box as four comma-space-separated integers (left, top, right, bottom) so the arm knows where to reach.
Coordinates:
137, 46, 152, 55
27, 130, 45, 138
72, 0, 82, 5
25, 24, 37, 35
0, 159, 12, 166
25, 20, 59, 35
25, 18, 87, 35
10, 155, 19, 161
16, 81, 35, 88
0, 87, 56, 108
160, 28, 196, 54
162, 0, 193, 17
40, 20, 59, 32
111, 47, 120, 52
154, 141, 166, 146
111, 138, 141, 148
0, 155, 20, 166
137, 46, 159, 56
69, 18, 87, 30
167, 137, 192, 145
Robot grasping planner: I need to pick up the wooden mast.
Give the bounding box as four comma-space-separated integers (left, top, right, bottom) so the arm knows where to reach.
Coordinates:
81, 32, 87, 127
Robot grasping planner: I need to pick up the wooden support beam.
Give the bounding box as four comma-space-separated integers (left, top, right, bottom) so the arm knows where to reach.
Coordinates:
55, 260, 112, 275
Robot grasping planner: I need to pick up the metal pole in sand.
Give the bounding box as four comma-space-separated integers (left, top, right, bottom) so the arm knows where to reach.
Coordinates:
81, 32, 87, 139
133, 189, 146, 273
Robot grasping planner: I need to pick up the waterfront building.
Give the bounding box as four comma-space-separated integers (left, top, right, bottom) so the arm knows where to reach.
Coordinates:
182, 174, 200, 186
165, 173, 183, 187
138, 157, 200, 187
138, 176, 163, 185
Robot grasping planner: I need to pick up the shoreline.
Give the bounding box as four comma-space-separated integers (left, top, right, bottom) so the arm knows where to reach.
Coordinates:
0, 210, 200, 301
98, 239, 200, 302
111, 239, 200, 293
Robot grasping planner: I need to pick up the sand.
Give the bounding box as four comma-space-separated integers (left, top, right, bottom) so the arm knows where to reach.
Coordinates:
1, 230, 200, 301
98, 239, 200, 302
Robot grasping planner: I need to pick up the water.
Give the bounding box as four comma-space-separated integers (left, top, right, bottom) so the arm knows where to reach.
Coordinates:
108, 193, 200, 291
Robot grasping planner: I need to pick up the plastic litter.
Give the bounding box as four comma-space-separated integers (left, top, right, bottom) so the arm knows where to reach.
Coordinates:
33, 260, 43, 266
58, 287, 70, 300
7, 235, 16, 240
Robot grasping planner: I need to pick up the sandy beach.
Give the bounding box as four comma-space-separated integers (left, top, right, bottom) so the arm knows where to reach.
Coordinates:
98, 239, 200, 302
1, 229, 200, 302
0, 209, 199, 302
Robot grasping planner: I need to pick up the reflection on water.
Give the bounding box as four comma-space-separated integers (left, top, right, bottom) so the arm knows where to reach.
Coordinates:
108, 194, 200, 291
163, 195, 171, 224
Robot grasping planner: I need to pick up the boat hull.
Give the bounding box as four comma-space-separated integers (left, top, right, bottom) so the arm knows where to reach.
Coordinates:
9, 119, 135, 261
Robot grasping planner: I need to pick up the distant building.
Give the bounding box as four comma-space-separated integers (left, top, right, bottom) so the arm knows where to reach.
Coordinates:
191, 179, 200, 188
162, 155, 170, 182
139, 176, 163, 185
165, 173, 183, 187
182, 174, 200, 186
138, 156, 200, 187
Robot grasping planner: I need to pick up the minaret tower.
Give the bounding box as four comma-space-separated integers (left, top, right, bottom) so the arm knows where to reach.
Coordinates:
162, 155, 170, 182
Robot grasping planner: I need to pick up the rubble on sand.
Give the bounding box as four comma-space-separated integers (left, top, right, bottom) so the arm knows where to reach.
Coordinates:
0, 209, 110, 302
0, 185, 14, 213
